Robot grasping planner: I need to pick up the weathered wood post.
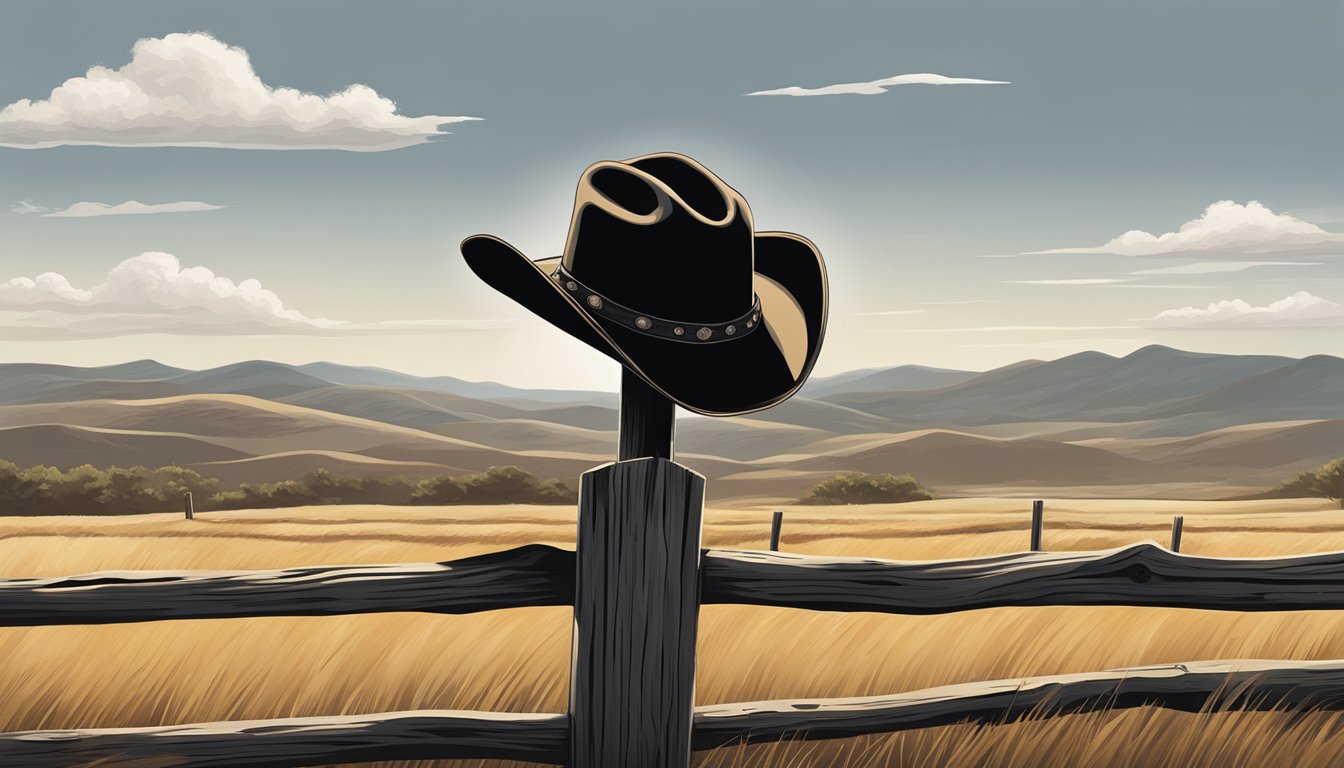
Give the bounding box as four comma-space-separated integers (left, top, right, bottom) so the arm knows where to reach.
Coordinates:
1030, 499, 1044, 552
183, 492, 194, 520
570, 367, 704, 768
1171, 515, 1184, 552
769, 510, 784, 551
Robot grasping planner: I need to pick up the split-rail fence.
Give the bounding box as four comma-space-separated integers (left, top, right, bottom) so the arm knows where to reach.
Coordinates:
5, 534, 1344, 766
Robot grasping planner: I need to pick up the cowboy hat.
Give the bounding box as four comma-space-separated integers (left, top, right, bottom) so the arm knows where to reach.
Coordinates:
459, 152, 828, 417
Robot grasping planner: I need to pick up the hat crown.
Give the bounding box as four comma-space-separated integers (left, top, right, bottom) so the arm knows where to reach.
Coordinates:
562, 154, 756, 322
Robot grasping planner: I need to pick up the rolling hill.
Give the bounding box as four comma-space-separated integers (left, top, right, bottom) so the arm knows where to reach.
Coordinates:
0, 346, 1338, 500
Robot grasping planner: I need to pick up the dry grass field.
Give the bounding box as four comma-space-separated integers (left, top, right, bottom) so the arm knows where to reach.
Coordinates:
3, 497, 1344, 767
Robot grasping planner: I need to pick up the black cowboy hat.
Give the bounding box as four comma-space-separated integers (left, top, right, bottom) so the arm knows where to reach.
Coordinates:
460, 152, 828, 417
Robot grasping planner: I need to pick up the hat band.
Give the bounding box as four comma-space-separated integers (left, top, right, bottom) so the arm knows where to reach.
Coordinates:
551, 265, 762, 343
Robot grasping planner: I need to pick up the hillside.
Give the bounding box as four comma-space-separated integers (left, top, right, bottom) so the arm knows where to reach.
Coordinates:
0, 346, 1338, 500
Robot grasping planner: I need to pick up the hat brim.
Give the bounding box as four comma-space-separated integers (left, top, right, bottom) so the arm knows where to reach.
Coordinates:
460, 232, 828, 416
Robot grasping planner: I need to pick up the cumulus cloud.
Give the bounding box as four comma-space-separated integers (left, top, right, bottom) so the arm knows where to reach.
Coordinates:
0, 252, 333, 332
0, 32, 480, 151
11, 200, 48, 215
747, 72, 1009, 96
1026, 201, 1344, 257
1150, 291, 1344, 329
40, 200, 226, 217
0, 253, 515, 339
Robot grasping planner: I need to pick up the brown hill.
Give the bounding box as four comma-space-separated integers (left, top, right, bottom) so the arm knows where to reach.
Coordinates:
783, 430, 1165, 486
0, 424, 247, 469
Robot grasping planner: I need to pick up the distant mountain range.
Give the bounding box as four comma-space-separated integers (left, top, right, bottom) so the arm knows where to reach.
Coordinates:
1, 345, 1340, 501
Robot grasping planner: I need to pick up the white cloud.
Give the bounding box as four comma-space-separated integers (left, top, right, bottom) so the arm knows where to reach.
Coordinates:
1151, 291, 1344, 329
1008, 278, 1131, 285
0, 252, 333, 331
0, 32, 480, 151
11, 200, 48, 215
1026, 201, 1344, 257
747, 72, 1009, 97
0, 253, 515, 339
1130, 261, 1320, 275
42, 200, 226, 217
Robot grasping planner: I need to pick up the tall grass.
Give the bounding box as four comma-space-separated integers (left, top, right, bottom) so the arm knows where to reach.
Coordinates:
2, 497, 1341, 767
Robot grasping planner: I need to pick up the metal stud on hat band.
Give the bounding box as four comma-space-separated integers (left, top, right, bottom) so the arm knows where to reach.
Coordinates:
552, 264, 761, 344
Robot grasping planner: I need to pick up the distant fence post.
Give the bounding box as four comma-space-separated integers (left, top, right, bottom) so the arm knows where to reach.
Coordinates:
770, 511, 784, 551
1171, 516, 1184, 552
570, 369, 702, 768
183, 492, 194, 520
1030, 499, 1044, 552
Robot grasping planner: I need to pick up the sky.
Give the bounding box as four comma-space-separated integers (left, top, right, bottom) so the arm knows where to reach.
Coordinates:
1, 0, 1341, 391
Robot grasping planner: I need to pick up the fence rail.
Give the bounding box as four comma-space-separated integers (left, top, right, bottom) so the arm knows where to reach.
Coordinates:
701, 543, 1344, 614
5, 658, 1342, 767
0, 544, 571, 626
8, 542, 1344, 626
0, 710, 569, 768
691, 658, 1344, 749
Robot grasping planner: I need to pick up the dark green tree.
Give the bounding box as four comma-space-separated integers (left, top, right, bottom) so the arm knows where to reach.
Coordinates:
799, 471, 933, 505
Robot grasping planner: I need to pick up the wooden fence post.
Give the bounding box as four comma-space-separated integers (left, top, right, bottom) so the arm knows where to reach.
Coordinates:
770, 511, 784, 551
184, 492, 194, 520
1030, 499, 1044, 552
570, 369, 703, 768
1171, 516, 1184, 552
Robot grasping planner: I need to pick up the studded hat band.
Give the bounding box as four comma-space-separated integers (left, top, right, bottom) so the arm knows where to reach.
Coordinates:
551, 265, 762, 343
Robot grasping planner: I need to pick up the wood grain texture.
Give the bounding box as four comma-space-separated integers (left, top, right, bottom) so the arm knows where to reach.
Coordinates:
0, 710, 569, 768
701, 542, 1344, 614
0, 544, 573, 626
1030, 499, 1044, 551
570, 457, 705, 768
618, 367, 675, 461
692, 658, 1344, 749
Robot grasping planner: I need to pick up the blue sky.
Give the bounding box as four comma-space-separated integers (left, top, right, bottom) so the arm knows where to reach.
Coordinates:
1, 0, 1341, 390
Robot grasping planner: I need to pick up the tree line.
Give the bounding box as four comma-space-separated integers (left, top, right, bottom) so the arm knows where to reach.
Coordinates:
0, 461, 577, 516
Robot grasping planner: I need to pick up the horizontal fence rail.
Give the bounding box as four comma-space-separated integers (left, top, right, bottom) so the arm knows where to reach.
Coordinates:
0, 710, 570, 768
8, 543, 1344, 626
0, 544, 572, 626
701, 543, 1344, 614
5, 659, 1342, 767
692, 658, 1344, 749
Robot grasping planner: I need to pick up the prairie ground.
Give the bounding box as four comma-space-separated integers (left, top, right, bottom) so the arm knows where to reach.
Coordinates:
3, 497, 1343, 767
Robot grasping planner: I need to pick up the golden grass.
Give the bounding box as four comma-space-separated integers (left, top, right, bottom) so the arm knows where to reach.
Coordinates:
2, 497, 1342, 767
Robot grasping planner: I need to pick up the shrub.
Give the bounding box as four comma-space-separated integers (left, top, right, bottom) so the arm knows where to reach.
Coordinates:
1315, 457, 1344, 509
0, 460, 576, 515
1257, 456, 1344, 508
798, 471, 933, 505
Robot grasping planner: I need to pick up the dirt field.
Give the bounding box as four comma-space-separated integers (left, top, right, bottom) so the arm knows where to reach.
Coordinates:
3, 497, 1343, 767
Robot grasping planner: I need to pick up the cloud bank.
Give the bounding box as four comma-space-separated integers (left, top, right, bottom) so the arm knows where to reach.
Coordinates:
1151, 291, 1344, 328
0, 252, 334, 334
1027, 201, 1344, 257
0, 253, 514, 338
41, 200, 226, 218
747, 73, 1009, 97
0, 32, 480, 151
